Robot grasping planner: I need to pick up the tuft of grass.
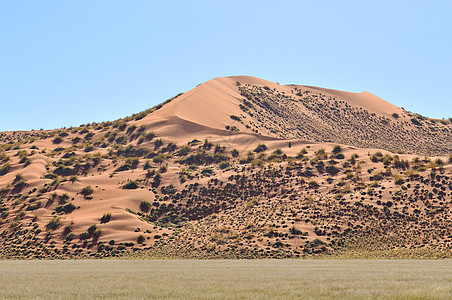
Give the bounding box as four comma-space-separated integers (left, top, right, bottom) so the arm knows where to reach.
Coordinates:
122, 180, 139, 190
100, 212, 112, 224
80, 186, 93, 198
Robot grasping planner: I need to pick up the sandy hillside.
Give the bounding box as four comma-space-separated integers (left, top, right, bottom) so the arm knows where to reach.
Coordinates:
0, 76, 451, 259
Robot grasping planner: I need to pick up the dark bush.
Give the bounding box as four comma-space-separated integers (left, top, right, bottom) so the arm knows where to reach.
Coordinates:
123, 180, 139, 189
100, 212, 112, 223
254, 144, 267, 153
80, 186, 93, 197
140, 201, 151, 213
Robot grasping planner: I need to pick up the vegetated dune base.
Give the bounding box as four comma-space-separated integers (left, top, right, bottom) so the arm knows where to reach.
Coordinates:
0, 76, 451, 259
0, 260, 451, 299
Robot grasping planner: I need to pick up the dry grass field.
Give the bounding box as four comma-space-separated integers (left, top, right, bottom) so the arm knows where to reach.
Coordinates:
0, 259, 451, 299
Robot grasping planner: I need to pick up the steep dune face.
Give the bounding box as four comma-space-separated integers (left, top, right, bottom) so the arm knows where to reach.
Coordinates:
138, 75, 451, 156
0, 76, 451, 259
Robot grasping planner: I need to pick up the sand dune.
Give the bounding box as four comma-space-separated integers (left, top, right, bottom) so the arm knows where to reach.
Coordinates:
0, 76, 451, 259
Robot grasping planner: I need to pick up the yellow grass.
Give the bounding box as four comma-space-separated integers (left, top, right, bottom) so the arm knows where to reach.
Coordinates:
0, 259, 451, 299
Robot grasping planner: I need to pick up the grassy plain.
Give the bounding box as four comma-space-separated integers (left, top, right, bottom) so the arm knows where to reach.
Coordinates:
0, 259, 451, 299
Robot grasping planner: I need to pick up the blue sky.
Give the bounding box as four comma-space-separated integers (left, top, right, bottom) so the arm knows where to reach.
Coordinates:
1, 0, 451, 131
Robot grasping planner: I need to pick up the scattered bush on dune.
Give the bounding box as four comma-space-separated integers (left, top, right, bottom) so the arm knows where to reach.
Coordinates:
123, 180, 139, 190
0, 163, 11, 175
140, 201, 151, 213
80, 186, 93, 198
100, 212, 112, 223
254, 144, 267, 153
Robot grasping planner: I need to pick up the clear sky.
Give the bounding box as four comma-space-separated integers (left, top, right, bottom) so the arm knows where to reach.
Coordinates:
1, 0, 451, 131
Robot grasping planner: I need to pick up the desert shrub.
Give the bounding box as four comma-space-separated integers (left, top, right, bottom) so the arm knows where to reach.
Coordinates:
308, 181, 319, 189
230, 115, 241, 122
154, 138, 164, 149
231, 149, 239, 158
26, 200, 42, 211
0, 163, 11, 175
55, 202, 76, 214
296, 148, 308, 159
161, 184, 176, 195
326, 165, 339, 176
332, 145, 342, 154
63, 222, 74, 235
12, 173, 27, 190
123, 180, 139, 189
137, 234, 145, 244
87, 224, 98, 235
153, 154, 165, 164
411, 118, 422, 126
203, 139, 213, 150
315, 148, 327, 160
65, 233, 75, 241
201, 168, 213, 176
79, 232, 89, 240
227, 125, 239, 132
177, 145, 190, 156
393, 158, 410, 170
100, 212, 112, 223
162, 142, 177, 153
392, 113, 400, 119
80, 186, 93, 197
84, 145, 94, 152
54, 166, 74, 176
370, 151, 384, 162
434, 158, 444, 166
93, 228, 102, 240
254, 144, 267, 153
0, 152, 9, 163
152, 173, 162, 187
159, 164, 168, 173
46, 216, 61, 231
126, 125, 137, 134
84, 132, 94, 140
140, 201, 151, 213
52, 137, 63, 144
143, 132, 155, 141
219, 162, 230, 169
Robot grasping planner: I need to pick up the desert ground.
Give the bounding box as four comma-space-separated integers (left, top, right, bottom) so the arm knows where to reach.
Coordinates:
0, 259, 451, 299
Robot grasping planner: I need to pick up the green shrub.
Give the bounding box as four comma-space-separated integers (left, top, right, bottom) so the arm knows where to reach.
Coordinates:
144, 132, 155, 141
52, 137, 63, 144
84, 145, 94, 152
80, 186, 93, 197
100, 212, 112, 223
332, 145, 342, 154
79, 232, 89, 240
254, 144, 267, 153
123, 180, 139, 189
154, 139, 164, 149
46, 216, 61, 231
137, 234, 145, 244
0, 163, 11, 175
12, 173, 27, 190
140, 201, 151, 213
230, 115, 241, 122
411, 118, 422, 126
